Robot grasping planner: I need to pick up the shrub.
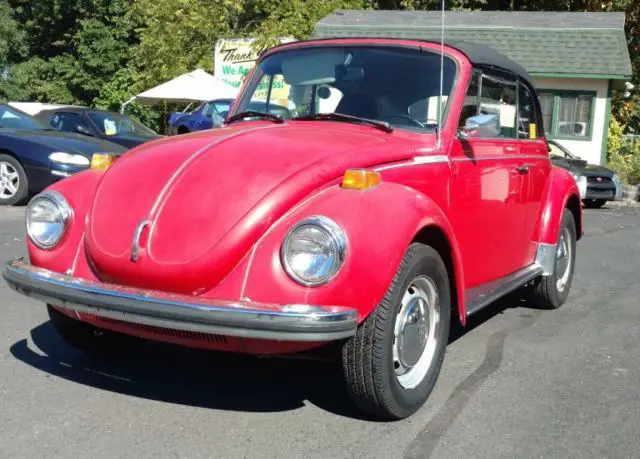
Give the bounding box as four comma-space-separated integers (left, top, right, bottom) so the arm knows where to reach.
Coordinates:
607, 117, 640, 185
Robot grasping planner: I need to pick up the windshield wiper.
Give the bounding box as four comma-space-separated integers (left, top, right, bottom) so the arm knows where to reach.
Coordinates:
225, 111, 284, 125
292, 113, 393, 133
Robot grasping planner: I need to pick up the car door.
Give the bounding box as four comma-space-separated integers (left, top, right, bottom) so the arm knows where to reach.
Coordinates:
515, 82, 552, 265
450, 71, 528, 289
194, 103, 214, 131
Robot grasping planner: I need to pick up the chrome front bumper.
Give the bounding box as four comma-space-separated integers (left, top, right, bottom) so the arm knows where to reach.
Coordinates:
2, 258, 358, 341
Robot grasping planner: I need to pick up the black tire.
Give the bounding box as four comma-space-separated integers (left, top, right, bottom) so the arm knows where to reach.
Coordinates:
533, 209, 577, 309
341, 243, 451, 420
0, 153, 29, 206
583, 199, 607, 209
47, 304, 138, 356
177, 126, 189, 135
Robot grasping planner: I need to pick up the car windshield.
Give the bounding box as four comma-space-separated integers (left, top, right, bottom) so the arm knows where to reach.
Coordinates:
549, 142, 578, 160
0, 104, 47, 130
87, 112, 156, 136
232, 45, 457, 132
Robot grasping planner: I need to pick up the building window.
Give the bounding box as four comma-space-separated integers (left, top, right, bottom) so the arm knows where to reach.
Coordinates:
537, 91, 595, 140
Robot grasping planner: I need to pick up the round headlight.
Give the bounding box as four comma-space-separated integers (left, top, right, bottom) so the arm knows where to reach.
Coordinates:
281, 216, 347, 287
26, 191, 71, 250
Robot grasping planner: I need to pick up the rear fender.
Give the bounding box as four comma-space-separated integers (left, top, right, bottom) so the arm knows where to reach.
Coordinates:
534, 166, 583, 245
238, 182, 466, 324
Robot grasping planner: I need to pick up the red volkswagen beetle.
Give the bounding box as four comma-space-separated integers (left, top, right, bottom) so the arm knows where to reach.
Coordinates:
3, 38, 581, 420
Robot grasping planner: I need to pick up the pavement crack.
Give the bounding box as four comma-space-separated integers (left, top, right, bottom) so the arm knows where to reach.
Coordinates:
404, 313, 541, 459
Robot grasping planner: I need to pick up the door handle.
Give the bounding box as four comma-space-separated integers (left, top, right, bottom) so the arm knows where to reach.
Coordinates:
516, 164, 531, 173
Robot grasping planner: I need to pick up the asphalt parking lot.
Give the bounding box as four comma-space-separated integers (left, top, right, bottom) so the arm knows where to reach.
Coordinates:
1, 204, 639, 458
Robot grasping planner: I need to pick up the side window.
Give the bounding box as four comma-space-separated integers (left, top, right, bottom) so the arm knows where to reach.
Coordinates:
50, 112, 88, 132
459, 72, 479, 128
517, 83, 539, 139
478, 74, 517, 139
201, 103, 214, 117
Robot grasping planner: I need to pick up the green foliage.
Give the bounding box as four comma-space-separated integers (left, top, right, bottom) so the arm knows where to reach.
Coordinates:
607, 117, 640, 184
0, 0, 26, 71
607, 122, 640, 185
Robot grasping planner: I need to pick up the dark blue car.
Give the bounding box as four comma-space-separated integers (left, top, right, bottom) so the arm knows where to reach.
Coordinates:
0, 104, 126, 206
168, 99, 290, 135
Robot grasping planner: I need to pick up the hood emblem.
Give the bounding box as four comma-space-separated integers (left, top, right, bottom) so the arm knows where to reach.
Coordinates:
131, 220, 151, 262
596, 177, 603, 182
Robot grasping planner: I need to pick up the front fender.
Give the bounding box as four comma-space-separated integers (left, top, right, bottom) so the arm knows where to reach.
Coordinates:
534, 166, 583, 245
237, 182, 465, 323
27, 169, 103, 275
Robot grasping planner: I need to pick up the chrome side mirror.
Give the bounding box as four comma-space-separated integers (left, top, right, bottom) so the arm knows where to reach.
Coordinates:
458, 114, 500, 139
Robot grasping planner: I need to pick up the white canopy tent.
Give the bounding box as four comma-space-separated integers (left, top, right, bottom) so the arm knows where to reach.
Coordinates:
120, 69, 239, 112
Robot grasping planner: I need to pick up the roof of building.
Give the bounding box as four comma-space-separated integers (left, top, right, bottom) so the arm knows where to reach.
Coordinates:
313, 10, 633, 80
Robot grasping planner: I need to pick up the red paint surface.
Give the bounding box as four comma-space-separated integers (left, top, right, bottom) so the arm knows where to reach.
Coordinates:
28, 38, 581, 354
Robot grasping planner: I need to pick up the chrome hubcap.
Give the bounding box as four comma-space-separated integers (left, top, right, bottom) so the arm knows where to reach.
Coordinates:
0, 161, 19, 199
555, 227, 572, 292
393, 276, 440, 389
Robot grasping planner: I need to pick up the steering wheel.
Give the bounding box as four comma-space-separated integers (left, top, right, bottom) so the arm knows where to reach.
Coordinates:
378, 114, 425, 128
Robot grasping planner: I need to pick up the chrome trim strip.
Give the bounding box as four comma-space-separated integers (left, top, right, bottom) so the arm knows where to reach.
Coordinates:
130, 220, 150, 262
465, 264, 544, 317
451, 154, 545, 162
375, 155, 449, 171
535, 243, 556, 276
413, 155, 449, 164
3, 258, 358, 342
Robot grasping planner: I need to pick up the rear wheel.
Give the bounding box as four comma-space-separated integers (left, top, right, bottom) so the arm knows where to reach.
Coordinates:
0, 154, 28, 206
583, 199, 607, 209
533, 209, 577, 309
342, 243, 451, 420
47, 305, 137, 356
177, 126, 189, 135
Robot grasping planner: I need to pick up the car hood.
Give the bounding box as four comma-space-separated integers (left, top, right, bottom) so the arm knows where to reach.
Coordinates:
85, 123, 423, 293
552, 158, 615, 177
0, 129, 126, 155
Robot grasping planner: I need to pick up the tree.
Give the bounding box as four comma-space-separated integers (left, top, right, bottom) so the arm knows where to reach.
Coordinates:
0, 0, 26, 73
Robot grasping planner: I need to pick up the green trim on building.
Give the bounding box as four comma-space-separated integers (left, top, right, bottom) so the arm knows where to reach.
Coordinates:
600, 80, 613, 165
530, 72, 629, 80
537, 90, 597, 142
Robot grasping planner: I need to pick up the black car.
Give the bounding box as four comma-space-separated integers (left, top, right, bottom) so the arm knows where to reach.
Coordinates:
0, 104, 126, 206
548, 139, 622, 208
35, 107, 161, 149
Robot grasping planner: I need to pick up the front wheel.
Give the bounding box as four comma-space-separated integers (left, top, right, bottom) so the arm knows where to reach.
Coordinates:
342, 243, 451, 420
0, 154, 28, 206
533, 209, 577, 309
583, 199, 607, 209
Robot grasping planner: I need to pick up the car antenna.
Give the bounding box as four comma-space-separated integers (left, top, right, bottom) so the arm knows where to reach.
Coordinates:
436, 0, 445, 150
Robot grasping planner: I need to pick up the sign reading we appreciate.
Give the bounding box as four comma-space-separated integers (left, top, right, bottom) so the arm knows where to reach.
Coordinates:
213, 37, 294, 102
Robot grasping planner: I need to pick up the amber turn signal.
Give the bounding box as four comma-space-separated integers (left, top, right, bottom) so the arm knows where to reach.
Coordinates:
90, 153, 116, 171
341, 169, 381, 190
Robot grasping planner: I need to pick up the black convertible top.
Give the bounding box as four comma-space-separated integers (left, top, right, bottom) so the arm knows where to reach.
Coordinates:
265, 37, 535, 87
442, 40, 534, 86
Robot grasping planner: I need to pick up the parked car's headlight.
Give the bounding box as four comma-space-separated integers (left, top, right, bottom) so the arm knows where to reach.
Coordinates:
49, 152, 90, 167
569, 171, 587, 198
281, 216, 347, 287
26, 191, 71, 250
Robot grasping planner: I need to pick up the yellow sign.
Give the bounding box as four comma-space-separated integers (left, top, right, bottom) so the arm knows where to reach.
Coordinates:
529, 123, 537, 139
214, 37, 294, 103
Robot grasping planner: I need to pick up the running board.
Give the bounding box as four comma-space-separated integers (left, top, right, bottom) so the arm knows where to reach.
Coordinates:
465, 264, 544, 317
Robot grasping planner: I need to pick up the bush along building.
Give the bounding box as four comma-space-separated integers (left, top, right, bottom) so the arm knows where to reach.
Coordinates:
313, 10, 633, 166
